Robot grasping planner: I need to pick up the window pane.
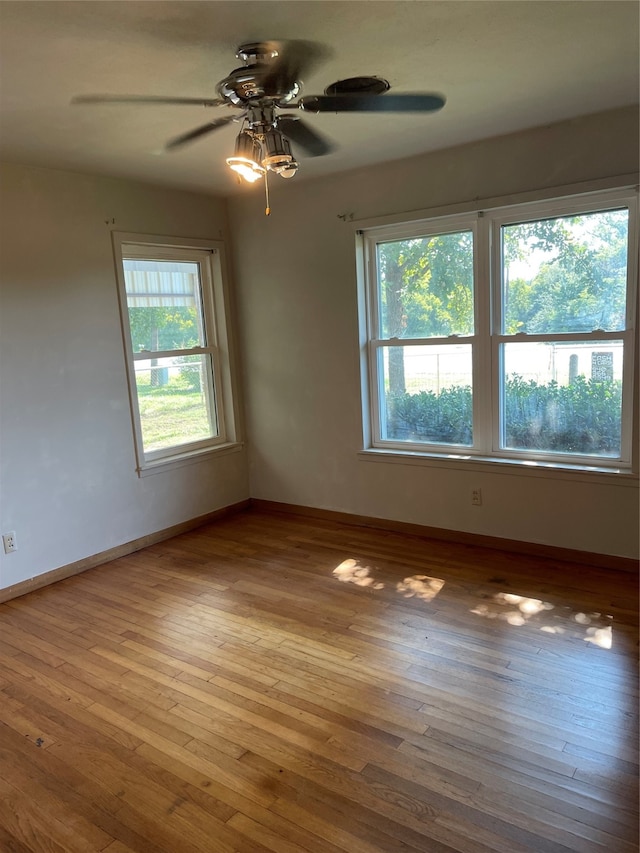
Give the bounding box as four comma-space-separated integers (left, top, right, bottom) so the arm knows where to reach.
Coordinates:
377, 231, 474, 339
134, 354, 218, 452
124, 259, 205, 351
502, 209, 629, 334
501, 341, 623, 456
381, 345, 473, 445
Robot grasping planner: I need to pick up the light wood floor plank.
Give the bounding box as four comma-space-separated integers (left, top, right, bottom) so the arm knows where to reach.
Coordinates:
0, 508, 636, 852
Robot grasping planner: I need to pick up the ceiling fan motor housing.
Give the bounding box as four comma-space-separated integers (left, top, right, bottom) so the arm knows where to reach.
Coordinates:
217, 67, 300, 105
217, 42, 301, 105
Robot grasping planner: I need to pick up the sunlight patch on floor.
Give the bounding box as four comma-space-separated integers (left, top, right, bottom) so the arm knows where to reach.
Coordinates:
397, 575, 445, 601
331, 559, 615, 650
498, 593, 554, 615
584, 624, 613, 649
471, 592, 615, 648
332, 560, 445, 602
333, 559, 385, 589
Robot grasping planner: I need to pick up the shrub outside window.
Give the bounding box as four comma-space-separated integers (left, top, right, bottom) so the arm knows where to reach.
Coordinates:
361, 189, 638, 471
113, 234, 237, 472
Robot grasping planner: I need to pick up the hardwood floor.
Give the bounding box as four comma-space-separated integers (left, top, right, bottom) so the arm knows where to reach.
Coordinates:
0, 507, 637, 853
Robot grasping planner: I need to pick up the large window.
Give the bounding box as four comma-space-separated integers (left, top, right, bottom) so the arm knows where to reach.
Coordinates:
361, 188, 638, 471
113, 234, 238, 472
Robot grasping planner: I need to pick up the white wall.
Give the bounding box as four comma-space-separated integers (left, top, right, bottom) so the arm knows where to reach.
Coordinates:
229, 107, 639, 559
0, 163, 249, 590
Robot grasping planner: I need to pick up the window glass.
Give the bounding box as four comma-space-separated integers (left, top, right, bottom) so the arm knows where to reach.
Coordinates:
380, 344, 473, 445
377, 231, 474, 339
501, 341, 623, 457
134, 354, 218, 452
502, 209, 629, 334
123, 259, 205, 351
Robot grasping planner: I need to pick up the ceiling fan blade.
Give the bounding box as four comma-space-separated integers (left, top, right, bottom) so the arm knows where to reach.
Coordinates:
165, 116, 237, 151
72, 94, 224, 107
261, 40, 329, 96
278, 117, 334, 157
300, 93, 446, 114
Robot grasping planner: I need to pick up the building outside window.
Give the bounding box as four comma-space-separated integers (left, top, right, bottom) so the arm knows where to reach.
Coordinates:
360, 188, 638, 472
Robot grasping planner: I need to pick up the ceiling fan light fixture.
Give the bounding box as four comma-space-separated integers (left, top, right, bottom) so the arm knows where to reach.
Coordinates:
278, 161, 299, 179
226, 130, 265, 182
261, 129, 298, 178
227, 157, 265, 183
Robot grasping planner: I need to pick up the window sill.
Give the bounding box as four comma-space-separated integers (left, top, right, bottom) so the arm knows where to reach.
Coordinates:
137, 441, 244, 477
358, 447, 638, 486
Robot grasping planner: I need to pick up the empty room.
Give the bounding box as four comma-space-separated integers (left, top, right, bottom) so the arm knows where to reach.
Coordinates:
0, 2, 638, 852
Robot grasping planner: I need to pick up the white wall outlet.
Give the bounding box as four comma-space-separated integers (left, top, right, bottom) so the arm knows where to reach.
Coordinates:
471, 488, 482, 506
2, 531, 17, 553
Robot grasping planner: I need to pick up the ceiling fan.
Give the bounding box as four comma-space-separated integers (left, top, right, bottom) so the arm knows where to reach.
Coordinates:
73, 40, 445, 192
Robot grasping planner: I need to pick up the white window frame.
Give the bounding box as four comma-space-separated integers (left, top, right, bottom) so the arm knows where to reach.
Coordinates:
360, 187, 638, 474
113, 232, 239, 474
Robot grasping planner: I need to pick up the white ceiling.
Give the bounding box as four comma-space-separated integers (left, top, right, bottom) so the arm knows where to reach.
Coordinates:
0, 1, 638, 197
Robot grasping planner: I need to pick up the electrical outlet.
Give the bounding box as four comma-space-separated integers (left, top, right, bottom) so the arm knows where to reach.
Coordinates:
471, 488, 482, 506
2, 531, 17, 553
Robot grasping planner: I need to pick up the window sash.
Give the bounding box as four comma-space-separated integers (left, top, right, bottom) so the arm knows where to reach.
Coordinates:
493, 335, 632, 466
371, 339, 476, 450
490, 191, 638, 335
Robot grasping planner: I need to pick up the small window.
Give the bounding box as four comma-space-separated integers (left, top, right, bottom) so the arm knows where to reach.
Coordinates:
113, 234, 237, 471
361, 188, 638, 472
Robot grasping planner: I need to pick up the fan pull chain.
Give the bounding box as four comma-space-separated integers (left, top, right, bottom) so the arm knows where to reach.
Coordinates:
264, 168, 271, 216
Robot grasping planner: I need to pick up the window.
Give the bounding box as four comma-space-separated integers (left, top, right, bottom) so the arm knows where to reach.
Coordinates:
113, 234, 238, 472
361, 188, 638, 471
